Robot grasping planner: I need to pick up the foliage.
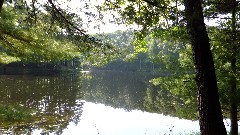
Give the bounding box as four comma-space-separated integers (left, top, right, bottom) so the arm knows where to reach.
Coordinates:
94, 30, 188, 72
0, 1, 116, 66
0, 5, 80, 63
0, 52, 20, 63
209, 26, 240, 117
95, 30, 135, 60
101, 0, 187, 54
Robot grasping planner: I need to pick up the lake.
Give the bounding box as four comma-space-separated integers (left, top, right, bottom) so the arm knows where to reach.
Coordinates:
0, 70, 226, 135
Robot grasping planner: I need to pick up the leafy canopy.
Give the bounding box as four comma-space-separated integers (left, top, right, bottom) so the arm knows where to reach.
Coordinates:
0, 0, 116, 65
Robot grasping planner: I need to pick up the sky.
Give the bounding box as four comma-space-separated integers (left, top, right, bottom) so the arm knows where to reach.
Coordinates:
56, 0, 139, 34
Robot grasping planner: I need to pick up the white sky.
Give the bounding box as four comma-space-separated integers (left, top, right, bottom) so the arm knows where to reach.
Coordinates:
60, 0, 139, 34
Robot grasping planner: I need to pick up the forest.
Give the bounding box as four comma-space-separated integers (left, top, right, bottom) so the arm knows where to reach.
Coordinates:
0, 0, 240, 135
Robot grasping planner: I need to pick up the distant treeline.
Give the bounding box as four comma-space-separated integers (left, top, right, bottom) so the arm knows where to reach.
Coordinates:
0, 30, 181, 75
96, 53, 160, 72
0, 58, 81, 75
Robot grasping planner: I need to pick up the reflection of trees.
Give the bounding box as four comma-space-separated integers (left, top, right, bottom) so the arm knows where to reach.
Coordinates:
144, 75, 198, 120
0, 75, 84, 134
81, 71, 198, 121
81, 71, 153, 111
144, 85, 198, 120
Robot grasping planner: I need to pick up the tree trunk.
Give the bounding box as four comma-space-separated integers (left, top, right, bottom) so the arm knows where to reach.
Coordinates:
230, 0, 238, 134
0, 0, 4, 12
184, 0, 227, 134
230, 56, 238, 135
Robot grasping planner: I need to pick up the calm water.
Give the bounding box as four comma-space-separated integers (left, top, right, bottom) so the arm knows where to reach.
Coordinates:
0, 71, 203, 134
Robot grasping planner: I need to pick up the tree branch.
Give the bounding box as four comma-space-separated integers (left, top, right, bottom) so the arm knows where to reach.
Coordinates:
0, 29, 33, 43
142, 0, 170, 9
47, 0, 86, 35
0, 35, 23, 55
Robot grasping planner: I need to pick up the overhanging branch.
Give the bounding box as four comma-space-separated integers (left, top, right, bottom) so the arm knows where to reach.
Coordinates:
48, 0, 86, 35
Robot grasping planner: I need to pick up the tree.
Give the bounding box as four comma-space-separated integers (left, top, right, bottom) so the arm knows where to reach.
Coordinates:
184, 0, 226, 134
0, 0, 115, 65
102, 0, 228, 134
228, 1, 238, 134
205, 0, 240, 134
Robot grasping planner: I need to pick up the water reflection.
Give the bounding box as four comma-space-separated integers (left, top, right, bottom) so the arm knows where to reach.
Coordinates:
62, 102, 199, 135
80, 71, 198, 120
0, 71, 200, 134
0, 75, 84, 134
80, 71, 153, 111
